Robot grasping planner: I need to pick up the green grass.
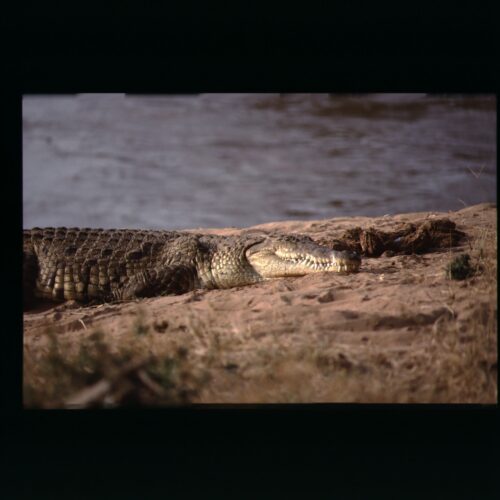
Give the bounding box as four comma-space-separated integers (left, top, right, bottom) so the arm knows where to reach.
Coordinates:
445, 253, 474, 280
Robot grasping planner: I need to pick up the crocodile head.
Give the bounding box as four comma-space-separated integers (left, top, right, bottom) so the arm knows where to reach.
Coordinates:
245, 234, 361, 279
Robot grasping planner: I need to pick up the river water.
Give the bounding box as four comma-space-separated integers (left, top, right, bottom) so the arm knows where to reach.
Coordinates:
23, 93, 496, 230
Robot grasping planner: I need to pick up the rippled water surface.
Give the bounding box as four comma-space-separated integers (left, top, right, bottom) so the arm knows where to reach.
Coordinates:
23, 93, 496, 230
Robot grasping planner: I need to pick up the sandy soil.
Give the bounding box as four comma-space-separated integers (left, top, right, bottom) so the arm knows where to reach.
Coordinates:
23, 203, 497, 405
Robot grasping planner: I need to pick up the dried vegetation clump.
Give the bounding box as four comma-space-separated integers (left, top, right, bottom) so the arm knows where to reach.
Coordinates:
319, 218, 466, 257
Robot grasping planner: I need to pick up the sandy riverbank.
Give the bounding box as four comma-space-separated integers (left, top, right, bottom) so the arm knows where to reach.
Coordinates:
23, 203, 497, 406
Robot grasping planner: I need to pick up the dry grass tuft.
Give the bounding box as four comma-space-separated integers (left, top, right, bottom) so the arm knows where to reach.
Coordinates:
23, 311, 211, 408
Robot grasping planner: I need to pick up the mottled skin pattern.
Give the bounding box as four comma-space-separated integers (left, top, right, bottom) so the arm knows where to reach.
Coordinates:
23, 227, 361, 308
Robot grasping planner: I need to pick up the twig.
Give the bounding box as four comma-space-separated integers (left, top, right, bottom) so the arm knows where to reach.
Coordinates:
136, 369, 166, 397
444, 304, 456, 318
65, 379, 112, 409
64, 356, 153, 408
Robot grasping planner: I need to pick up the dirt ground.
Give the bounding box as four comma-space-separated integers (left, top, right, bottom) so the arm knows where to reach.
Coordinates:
23, 203, 497, 407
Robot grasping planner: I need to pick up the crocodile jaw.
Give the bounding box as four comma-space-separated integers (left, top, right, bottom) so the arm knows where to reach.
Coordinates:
245, 240, 361, 279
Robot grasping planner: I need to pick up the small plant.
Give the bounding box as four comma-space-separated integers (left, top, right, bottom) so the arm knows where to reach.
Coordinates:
133, 309, 150, 336
445, 253, 474, 280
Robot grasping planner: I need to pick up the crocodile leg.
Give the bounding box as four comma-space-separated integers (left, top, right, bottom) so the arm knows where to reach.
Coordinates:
23, 249, 39, 309
113, 265, 201, 301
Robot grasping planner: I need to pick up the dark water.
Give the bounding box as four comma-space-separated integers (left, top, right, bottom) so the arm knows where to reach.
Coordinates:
23, 93, 496, 230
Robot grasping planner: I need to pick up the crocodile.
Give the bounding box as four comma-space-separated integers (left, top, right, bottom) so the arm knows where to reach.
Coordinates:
23, 227, 361, 308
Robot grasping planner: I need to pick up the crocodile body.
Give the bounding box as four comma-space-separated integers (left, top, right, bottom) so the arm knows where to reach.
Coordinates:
23, 227, 361, 308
